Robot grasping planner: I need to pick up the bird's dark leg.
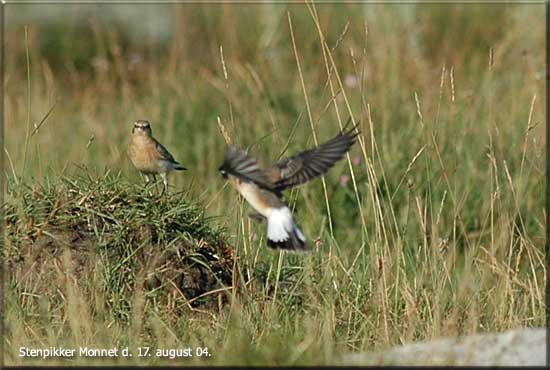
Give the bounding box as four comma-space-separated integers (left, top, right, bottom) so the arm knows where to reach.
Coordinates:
144, 174, 155, 197
160, 173, 168, 197
151, 174, 161, 196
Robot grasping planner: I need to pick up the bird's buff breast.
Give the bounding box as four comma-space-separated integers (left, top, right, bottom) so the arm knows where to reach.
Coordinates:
233, 180, 275, 217
128, 137, 163, 174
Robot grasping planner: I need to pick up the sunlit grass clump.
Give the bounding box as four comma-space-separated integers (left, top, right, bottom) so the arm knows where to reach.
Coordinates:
4, 170, 234, 325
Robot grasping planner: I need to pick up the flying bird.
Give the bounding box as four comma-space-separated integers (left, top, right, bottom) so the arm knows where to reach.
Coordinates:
219, 124, 359, 251
128, 119, 187, 195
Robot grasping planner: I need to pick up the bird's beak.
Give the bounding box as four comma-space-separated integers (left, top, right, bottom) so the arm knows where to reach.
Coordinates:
218, 165, 228, 179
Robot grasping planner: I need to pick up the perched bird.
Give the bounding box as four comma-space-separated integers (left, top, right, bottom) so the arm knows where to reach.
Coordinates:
219, 124, 359, 251
128, 119, 186, 195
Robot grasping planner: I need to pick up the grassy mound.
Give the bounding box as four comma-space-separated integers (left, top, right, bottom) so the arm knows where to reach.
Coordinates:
4, 171, 234, 319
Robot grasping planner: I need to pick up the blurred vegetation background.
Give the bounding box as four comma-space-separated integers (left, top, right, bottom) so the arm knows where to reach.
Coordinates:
4, 2, 545, 366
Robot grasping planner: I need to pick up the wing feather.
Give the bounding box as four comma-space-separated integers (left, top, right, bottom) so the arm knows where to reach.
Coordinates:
154, 139, 178, 164
266, 125, 359, 191
219, 146, 275, 190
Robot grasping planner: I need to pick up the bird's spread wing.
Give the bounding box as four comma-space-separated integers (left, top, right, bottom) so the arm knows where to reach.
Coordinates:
154, 139, 178, 164
220, 146, 275, 190
266, 125, 359, 191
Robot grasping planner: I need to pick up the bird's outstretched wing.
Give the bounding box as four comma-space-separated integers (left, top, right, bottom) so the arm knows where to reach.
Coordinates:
219, 146, 275, 190
266, 124, 359, 191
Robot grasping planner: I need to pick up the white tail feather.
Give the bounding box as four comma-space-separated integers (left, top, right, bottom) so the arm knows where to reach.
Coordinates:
267, 207, 306, 250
